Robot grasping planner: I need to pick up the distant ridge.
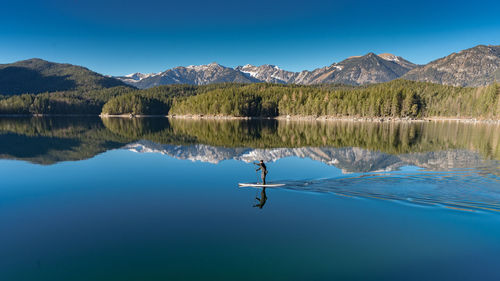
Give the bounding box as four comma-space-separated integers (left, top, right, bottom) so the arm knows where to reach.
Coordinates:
0, 58, 130, 95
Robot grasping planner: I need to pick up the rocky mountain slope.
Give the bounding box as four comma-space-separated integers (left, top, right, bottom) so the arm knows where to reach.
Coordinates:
235, 64, 297, 84
403, 45, 500, 87
0, 58, 129, 95
116, 53, 417, 88
293, 53, 416, 85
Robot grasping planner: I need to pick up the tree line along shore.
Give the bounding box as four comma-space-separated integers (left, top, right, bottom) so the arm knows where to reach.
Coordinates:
0, 80, 499, 119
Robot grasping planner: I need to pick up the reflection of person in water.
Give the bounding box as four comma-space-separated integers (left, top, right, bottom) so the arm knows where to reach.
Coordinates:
254, 160, 268, 185
253, 187, 267, 209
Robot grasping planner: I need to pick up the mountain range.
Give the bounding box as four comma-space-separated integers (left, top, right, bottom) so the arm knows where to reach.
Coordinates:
116, 44, 500, 88
1, 44, 499, 96
117, 53, 417, 88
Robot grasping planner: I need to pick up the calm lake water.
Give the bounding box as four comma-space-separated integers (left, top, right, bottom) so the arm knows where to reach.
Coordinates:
1, 117, 500, 281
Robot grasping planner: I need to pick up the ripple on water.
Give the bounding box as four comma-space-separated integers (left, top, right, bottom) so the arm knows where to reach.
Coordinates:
279, 162, 500, 213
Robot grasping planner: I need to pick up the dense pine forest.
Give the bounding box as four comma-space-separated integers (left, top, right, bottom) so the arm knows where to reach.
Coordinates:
169, 80, 500, 118
0, 80, 499, 118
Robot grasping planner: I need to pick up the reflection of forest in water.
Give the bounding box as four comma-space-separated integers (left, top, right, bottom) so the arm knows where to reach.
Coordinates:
0, 117, 499, 168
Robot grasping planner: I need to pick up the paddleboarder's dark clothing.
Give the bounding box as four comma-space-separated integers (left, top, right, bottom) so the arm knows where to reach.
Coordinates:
255, 162, 268, 185
253, 187, 267, 209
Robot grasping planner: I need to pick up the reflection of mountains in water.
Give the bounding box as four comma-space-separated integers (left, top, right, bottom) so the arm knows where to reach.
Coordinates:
2, 117, 499, 166
127, 141, 500, 213
126, 140, 493, 173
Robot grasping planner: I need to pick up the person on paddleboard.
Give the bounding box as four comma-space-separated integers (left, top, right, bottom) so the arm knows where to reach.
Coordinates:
254, 160, 268, 185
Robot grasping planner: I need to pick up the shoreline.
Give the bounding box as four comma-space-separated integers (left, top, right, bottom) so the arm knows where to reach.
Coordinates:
1, 114, 499, 124
99, 113, 168, 118
168, 115, 500, 124
0, 114, 99, 117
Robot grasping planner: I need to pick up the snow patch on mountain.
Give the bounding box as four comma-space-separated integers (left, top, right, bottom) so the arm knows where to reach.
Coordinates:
378, 53, 400, 62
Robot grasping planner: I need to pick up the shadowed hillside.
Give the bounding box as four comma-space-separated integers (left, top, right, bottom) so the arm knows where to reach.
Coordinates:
0, 58, 130, 95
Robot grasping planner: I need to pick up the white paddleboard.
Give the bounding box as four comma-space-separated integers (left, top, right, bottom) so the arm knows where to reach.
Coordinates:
238, 183, 285, 187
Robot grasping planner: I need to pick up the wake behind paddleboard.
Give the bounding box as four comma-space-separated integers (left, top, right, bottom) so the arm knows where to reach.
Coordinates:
238, 183, 285, 187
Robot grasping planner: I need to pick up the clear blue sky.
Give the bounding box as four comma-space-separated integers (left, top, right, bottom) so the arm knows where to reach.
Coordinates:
2, 0, 500, 76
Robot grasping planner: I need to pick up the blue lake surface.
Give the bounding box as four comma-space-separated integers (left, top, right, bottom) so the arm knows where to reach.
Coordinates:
1, 117, 500, 280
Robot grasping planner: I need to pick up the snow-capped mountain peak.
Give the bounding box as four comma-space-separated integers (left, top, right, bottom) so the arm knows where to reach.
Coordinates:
124, 72, 152, 80
378, 53, 400, 62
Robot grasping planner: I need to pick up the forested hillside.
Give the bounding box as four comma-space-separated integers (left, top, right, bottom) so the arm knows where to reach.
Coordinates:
0, 59, 130, 95
0, 80, 499, 119
169, 80, 500, 119
101, 83, 245, 115
0, 87, 134, 114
